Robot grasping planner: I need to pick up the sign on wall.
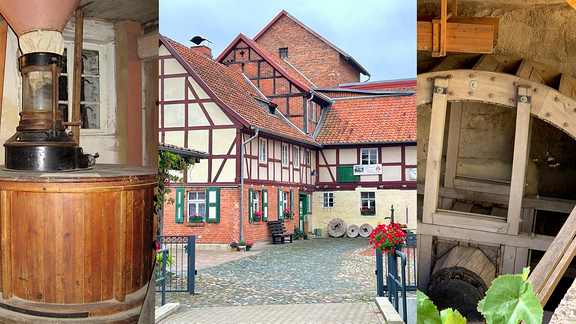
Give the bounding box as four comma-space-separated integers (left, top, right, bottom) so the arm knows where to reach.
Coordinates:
353, 164, 382, 176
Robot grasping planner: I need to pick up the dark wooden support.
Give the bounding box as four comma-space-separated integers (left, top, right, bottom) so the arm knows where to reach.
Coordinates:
0, 18, 7, 134
71, 9, 84, 145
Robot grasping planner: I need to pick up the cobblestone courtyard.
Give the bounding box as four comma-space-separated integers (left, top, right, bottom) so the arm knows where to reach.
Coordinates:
157, 238, 378, 309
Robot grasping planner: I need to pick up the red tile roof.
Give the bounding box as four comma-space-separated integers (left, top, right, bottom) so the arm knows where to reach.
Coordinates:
315, 95, 416, 145
162, 36, 319, 146
253, 10, 370, 76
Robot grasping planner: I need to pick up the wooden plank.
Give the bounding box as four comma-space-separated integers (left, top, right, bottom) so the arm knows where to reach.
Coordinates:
115, 191, 128, 302
528, 206, 576, 304
43, 194, 63, 303
453, 177, 510, 196
422, 77, 449, 224
537, 236, 576, 304
71, 9, 84, 145
501, 245, 516, 274
418, 234, 434, 291
125, 190, 134, 296
429, 56, 462, 72
434, 210, 509, 234
418, 20, 495, 54
447, 16, 499, 43
514, 248, 529, 274
1, 191, 11, 298
559, 73, 576, 100
0, 18, 8, 133
452, 202, 473, 212
472, 54, 501, 72
102, 192, 117, 301
27, 193, 45, 302
12, 192, 27, 299
131, 190, 144, 293
516, 59, 544, 84
62, 193, 84, 303
418, 222, 554, 251
444, 102, 462, 188
439, 0, 447, 57
507, 86, 532, 235
521, 208, 535, 233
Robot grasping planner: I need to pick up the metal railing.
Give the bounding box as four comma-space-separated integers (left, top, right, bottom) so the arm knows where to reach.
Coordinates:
156, 235, 196, 294
156, 248, 168, 306
376, 233, 417, 322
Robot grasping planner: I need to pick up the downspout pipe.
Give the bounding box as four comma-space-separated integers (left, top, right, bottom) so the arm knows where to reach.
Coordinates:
306, 91, 315, 133
240, 126, 259, 241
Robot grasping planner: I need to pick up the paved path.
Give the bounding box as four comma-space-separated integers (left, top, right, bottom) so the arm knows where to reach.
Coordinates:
157, 238, 386, 323
159, 302, 384, 324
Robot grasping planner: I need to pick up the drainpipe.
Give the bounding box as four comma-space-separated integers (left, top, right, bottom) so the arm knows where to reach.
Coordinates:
306, 91, 315, 133
240, 126, 259, 241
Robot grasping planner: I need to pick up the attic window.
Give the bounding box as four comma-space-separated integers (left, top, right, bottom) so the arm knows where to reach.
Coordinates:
279, 47, 288, 59
268, 104, 277, 114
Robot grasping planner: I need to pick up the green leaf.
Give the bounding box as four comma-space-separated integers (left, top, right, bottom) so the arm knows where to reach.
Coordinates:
477, 268, 543, 324
417, 290, 442, 324
440, 308, 467, 324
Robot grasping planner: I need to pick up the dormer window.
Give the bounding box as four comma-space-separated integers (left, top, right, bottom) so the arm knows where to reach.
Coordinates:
279, 47, 288, 59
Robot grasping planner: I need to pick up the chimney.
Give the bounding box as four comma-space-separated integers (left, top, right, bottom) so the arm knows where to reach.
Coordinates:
191, 45, 212, 59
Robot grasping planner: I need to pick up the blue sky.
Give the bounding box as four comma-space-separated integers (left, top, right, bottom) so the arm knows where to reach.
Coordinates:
159, 0, 416, 81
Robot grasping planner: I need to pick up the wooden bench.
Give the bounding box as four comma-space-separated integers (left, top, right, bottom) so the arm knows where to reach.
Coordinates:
268, 220, 293, 244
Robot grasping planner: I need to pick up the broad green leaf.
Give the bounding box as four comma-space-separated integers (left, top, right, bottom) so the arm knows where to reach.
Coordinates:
440, 308, 467, 324
477, 268, 543, 324
417, 290, 442, 324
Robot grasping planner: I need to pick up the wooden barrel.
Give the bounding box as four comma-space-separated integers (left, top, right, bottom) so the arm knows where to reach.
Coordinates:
427, 246, 496, 321
0, 164, 156, 323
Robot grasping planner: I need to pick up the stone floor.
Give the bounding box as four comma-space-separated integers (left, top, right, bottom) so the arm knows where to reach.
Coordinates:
156, 238, 396, 323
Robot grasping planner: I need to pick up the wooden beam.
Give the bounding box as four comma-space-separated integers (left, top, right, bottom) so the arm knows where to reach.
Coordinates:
422, 77, 449, 224
507, 85, 532, 235
71, 9, 84, 145
418, 222, 554, 251
418, 234, 434, 291
444, 102, 462, 189
0, 17, 7, 135
451, 0, 458, 17
137, 30, 159, 61
434, 210, 509, 234
501, 245, 516, 274
514, 247, 529, 274
439, 0, 447, 57
529, 206, 576, 305
453, 177, 510, 196
418, 20, 496, 55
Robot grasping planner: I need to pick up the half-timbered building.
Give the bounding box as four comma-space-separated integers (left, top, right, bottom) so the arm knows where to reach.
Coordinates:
159, 11, 416, 246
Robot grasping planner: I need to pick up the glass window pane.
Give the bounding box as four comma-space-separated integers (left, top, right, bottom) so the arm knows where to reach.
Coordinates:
59, 75, 68, 101
61, 48, 68, 73
199, 203, 206, 217
58, 104, 69, 123
189, 192, 196, 200
198, 192, 205, 200
81, 104, 100, 129
189, 204, 197, 215
82, 49, 99, 75
82, 76, 100, 102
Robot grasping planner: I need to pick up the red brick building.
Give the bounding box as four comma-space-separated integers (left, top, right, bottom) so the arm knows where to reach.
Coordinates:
159, 11, 416, 246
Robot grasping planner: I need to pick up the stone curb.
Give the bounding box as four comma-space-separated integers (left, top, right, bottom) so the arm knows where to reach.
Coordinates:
375, 297, 404, 324
155, 303, 180, 323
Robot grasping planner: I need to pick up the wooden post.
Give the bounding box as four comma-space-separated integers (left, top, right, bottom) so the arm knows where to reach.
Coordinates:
71, 9, 84, 145
442, 102, 462, 209
0, 18, 8, 133
422, 77, 449, 224
507, 86, 532, 235
417, 234, 434, 291
440, 0, 447, 56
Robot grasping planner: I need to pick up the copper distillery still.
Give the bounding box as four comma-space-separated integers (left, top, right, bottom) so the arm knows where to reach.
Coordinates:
0, 0, 95, 171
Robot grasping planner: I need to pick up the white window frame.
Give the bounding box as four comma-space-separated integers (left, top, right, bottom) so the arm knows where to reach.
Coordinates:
259, 139, 267, 163
322, 192, 334, 208
283, 192, 289, 211
282, 144, 289, 166
361, 148, 378, 165
306, 150, 311, 165
308, 194, 312, 213
187, 190, 206, 220
310, 102, 317, 123
253, 190, 260, 213
59, 41, 112, 134
293, 146, 300, 168
361, 192, 376, 208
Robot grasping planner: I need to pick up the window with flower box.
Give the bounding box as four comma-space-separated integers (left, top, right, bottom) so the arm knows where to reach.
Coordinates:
249, 189, 262, 222
360, 192, 376, 215
187, 190, 206, 222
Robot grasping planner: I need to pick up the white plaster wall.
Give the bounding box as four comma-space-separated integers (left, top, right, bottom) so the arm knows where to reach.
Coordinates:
0, 28, 21, 166
310, 189, 417, 236
188, 103, 210, 126
339, 148, 357, 164
204, 102, 233, 125
212, 128, 235, 155
382, 146, 402, 163
189, 77, 209, 99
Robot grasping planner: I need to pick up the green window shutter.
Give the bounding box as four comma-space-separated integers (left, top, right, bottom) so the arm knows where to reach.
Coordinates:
248, 188, 254, 221
278, 187, 284, 219
175, 188, 185, 223
337, 166, 359, 183
262, 189, 268, 221
205, 188, 220, 223
290, 189, 294, 216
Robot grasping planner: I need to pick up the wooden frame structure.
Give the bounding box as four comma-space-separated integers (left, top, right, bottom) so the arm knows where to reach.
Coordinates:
418, 54, 576, 306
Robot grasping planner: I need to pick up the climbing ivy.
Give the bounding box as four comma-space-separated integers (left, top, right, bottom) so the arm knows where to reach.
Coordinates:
157, 151, 195, 206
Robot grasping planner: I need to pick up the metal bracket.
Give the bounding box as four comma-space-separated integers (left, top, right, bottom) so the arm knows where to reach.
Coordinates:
433, 86, 448, 95
517, 95, 531, 104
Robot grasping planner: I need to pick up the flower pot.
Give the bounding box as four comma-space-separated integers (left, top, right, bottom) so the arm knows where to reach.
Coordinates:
231, 247, 238, 252
246, 246, 251, 251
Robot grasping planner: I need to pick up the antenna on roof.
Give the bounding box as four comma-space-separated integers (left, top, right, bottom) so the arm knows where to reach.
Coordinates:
190, 36, 212, 46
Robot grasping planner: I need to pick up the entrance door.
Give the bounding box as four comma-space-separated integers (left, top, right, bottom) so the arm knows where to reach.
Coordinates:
298, 193, 307, 230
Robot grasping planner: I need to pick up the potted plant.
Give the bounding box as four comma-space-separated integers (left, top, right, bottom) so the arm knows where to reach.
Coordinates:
238, 240, 247, 250
283, 209, 295, 219
369, 222, 406, 254
246, 241, 253, 251
360, 206, 376, 215
188, 213, 203, 223
230, 238, 239, 252
253, 211, 262, 222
